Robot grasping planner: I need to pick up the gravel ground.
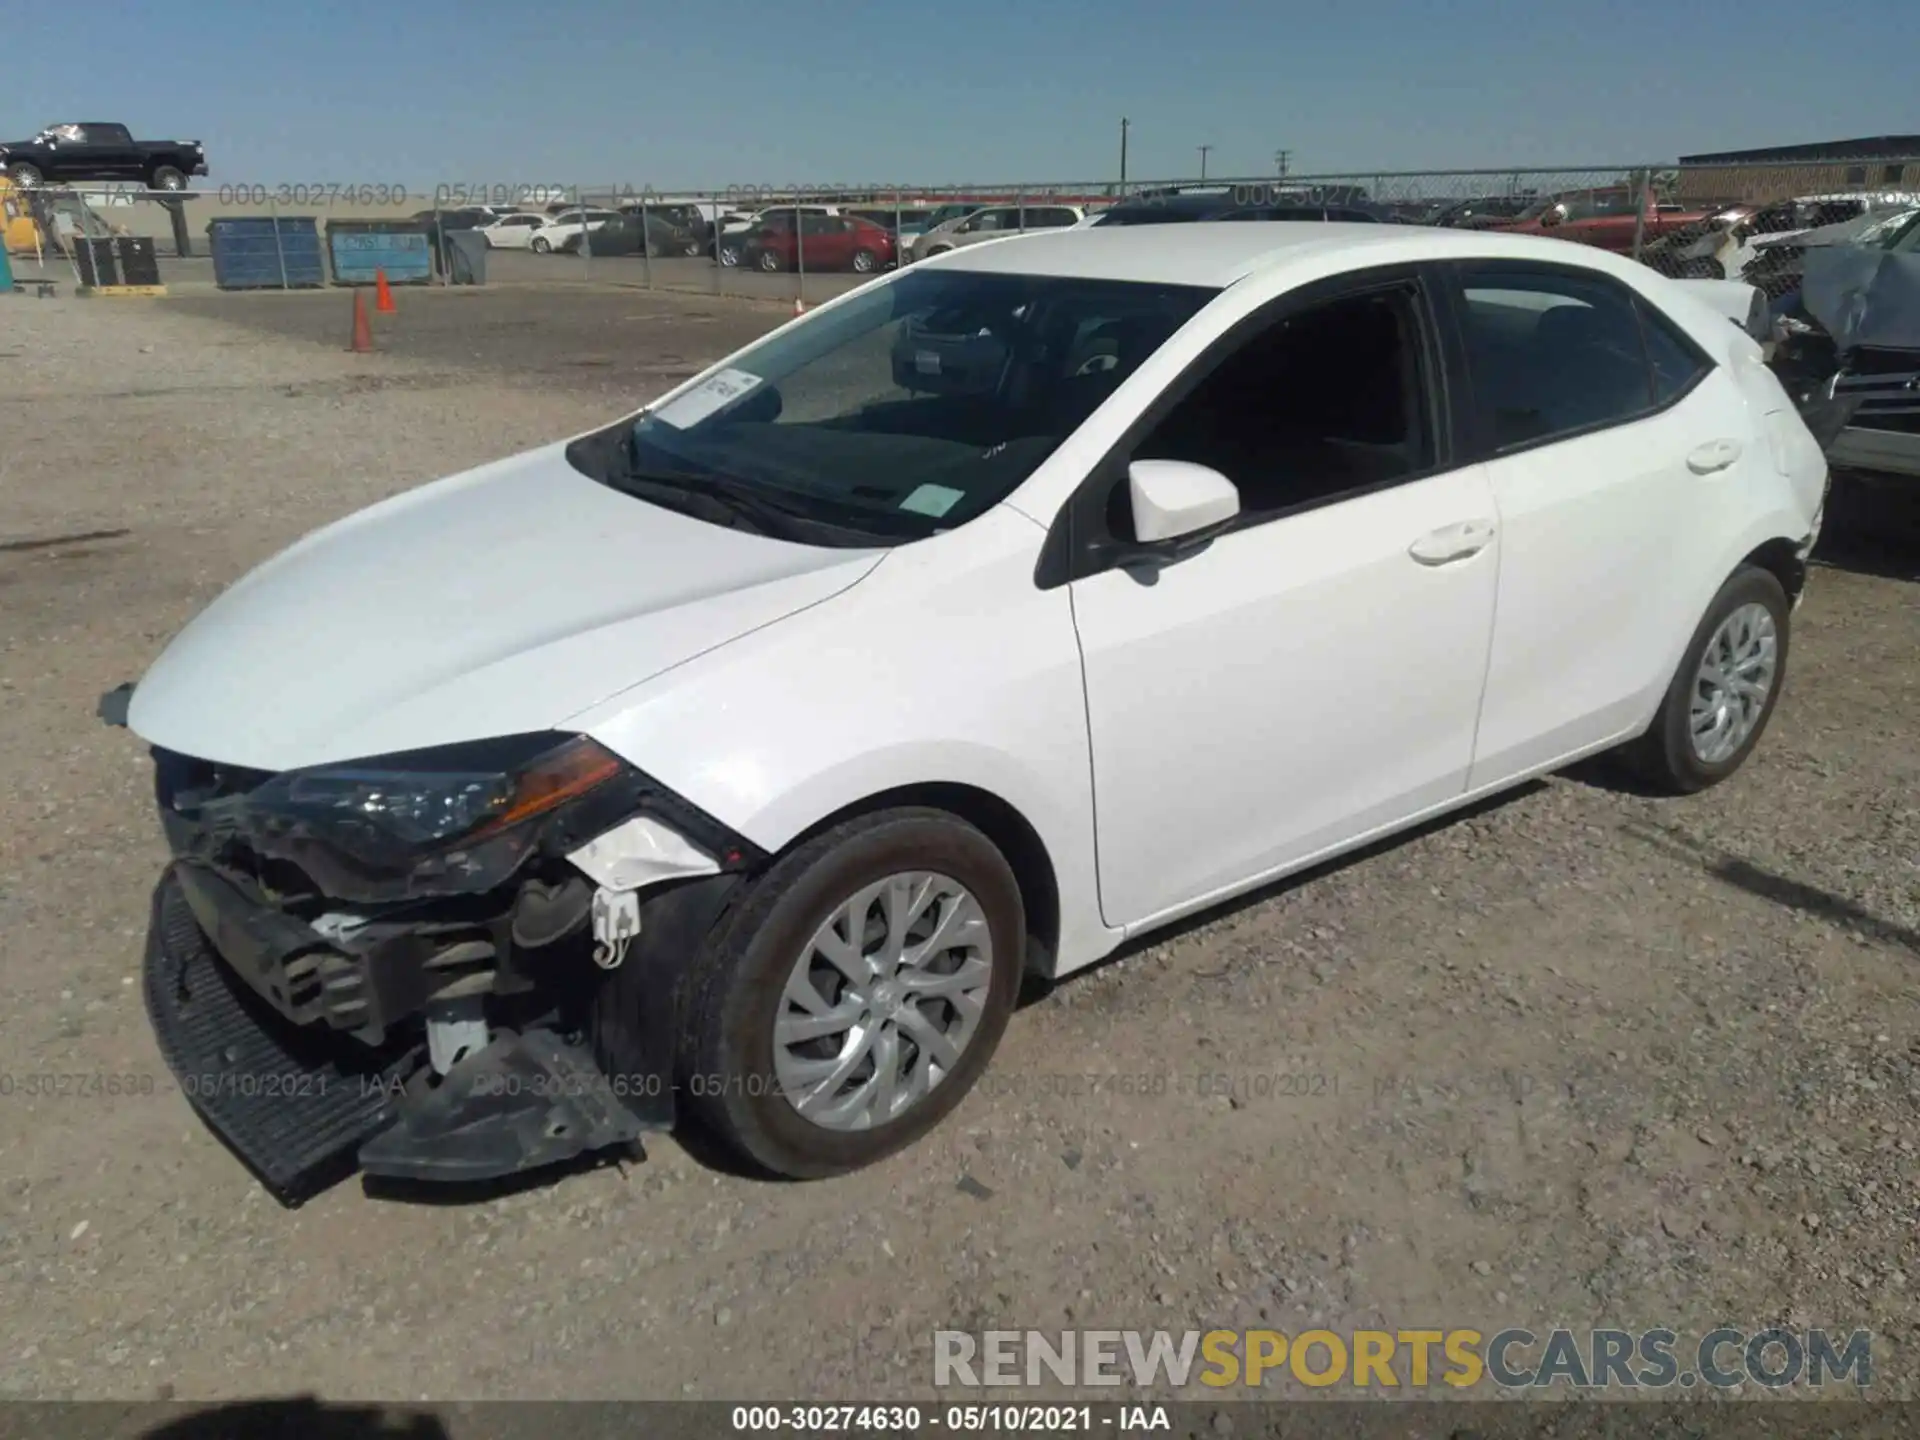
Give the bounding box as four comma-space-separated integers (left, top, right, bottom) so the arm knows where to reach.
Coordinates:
0, 287, 1916, 1412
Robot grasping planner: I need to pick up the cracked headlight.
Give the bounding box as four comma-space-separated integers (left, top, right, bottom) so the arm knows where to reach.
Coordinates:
208, 734, 628, 900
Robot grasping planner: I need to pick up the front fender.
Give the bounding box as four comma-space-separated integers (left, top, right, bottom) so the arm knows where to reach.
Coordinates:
568, 506, 1117, 972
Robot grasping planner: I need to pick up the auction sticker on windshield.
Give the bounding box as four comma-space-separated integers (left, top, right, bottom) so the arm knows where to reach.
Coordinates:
900, 483, 964, 518
651, 369, 764, 429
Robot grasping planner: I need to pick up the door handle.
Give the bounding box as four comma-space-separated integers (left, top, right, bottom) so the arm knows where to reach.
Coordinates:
1408, 519, 1496, 566
1687, 438, 1743, 474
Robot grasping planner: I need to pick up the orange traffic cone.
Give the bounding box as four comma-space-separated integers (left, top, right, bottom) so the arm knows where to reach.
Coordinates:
348, 290, 373, 352
792, 297, 806, 316
375, 268, 396, 314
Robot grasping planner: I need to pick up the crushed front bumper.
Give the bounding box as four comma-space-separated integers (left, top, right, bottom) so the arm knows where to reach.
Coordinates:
144, 867, 646, 1204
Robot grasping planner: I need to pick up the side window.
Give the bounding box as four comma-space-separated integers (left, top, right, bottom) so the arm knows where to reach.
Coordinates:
968, 210, 1008, 233
1634, 298, 1713, 405
1130, 284, 1435, 523
1456, 268, 1654, 451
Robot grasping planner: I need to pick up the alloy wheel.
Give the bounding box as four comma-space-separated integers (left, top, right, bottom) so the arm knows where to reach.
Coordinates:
1689, 601, 1778, 764
772, 872, 993, 1131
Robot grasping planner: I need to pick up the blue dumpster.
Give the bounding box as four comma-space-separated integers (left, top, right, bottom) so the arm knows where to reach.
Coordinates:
325, 220, 433, 286
207, 216, 326, 290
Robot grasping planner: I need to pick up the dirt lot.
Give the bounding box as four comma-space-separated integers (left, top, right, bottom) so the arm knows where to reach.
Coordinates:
1, 283, 1917, 1410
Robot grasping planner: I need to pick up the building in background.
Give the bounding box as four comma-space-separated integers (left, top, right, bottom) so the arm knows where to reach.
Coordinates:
1674, 136, 1920, 202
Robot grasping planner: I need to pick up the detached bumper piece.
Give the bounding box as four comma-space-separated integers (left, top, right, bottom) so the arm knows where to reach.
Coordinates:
145, 870, 645, 1202
143, 873, 418, 1204
357, 1027, 644, 1185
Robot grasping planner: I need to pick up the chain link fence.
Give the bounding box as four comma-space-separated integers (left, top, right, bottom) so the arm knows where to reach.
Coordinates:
6, 162, 1915, 309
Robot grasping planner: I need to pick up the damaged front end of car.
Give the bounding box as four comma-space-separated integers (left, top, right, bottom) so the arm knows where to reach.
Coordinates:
106, 705, 765, 1204
1766, 210, 1920, 483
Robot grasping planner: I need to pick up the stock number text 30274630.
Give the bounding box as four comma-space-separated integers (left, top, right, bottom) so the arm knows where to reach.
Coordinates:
216, 183, 408, 208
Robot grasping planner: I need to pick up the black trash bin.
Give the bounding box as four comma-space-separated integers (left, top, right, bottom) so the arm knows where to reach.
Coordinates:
448, 228, 488, 285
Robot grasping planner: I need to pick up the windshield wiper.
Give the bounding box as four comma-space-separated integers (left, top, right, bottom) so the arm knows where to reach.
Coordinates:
617, 464, 817, 540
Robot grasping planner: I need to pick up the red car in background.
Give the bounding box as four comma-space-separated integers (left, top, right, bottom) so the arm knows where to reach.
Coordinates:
1493, 187, 1718, 253
740, 212, 897, 273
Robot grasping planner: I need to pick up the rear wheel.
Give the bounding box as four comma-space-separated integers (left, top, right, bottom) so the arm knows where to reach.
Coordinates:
530, 236, 551, 254
6, 162, 42, 186
1617, 565, 1790, 793
674, 808, 1024, 1178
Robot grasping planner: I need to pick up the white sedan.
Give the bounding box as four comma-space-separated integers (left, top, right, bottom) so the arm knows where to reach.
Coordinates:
475, 212, 549, 249
117, 223, 1826, 1199
528, 207, 620, 254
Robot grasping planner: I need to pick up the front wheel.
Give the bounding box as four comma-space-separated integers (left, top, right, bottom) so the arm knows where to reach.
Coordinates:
756, 249, 783, 273
669, 808, 1024, 1178
850, 247, 877, 273
148, 165, 187, 191
718, 242, 742, 267
530, 236, 550, 254
1617, 564, 1790, 794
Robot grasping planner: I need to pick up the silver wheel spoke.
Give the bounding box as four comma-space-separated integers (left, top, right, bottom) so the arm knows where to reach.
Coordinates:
902, 893, 986, 969
790, 1026, 878, 1117
774, 996, 865, 1046
900, 952, 991, 999
894, 1004, 963, 1071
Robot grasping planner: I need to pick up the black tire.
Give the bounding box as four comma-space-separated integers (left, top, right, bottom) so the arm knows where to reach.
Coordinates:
7, 162, 43, 186
1616, 564, 1791, 794
677, 807, 1025, 1179
530, 235, 551, 254
148, 165, 187, 191
756, 248, 783, 273
718, 242, 741, 267
851, 247, 877, 273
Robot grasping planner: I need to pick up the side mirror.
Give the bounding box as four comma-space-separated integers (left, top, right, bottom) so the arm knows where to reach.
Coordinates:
1124, 459, 1240, 554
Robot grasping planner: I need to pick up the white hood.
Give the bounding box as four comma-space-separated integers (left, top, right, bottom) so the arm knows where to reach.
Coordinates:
127, 442, 882, 772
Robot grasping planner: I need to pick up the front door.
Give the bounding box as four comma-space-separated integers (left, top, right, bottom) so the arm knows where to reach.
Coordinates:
1069, 272, 1501, 929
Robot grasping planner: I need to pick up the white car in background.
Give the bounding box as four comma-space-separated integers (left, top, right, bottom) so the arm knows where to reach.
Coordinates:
530, 207, 621, 254
117, 224, 1826, 1200
475, 212, 549, 249
908, 202, 1085, 262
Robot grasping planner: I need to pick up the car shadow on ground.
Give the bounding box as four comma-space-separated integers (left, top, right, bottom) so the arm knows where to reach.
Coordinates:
128, 1399, 451, 1440
128, 1398, 727, 1440
1617, 818, 1920, 957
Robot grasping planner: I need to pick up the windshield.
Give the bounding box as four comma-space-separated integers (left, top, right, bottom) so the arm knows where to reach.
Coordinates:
576, 268, 1216, 545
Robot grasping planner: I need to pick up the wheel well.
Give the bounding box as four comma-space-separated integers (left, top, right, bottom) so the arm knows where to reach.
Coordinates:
1742, 537, 1806, 603
776, 784, 1062, 979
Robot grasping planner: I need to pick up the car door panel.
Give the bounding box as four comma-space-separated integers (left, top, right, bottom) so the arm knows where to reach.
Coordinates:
1072, 465, 1499, 930
1452, 264, 1755, 788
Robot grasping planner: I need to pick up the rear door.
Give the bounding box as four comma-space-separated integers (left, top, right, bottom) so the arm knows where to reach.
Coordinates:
1440, 260, 1754, 785
798, 212, 851, 267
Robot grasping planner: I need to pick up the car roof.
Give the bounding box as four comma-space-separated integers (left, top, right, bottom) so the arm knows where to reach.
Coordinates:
918, 221, 1659, 289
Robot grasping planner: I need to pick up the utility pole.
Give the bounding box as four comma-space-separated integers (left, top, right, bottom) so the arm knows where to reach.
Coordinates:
1197, 145, 1212, 182
1119, 117, 1129, 193
1275, 149, 1291, 178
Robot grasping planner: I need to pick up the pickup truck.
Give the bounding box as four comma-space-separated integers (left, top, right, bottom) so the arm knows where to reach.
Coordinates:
0, 123, 208, 191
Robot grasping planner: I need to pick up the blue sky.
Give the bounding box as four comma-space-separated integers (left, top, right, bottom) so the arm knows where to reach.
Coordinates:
9, 0, 1914, 187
